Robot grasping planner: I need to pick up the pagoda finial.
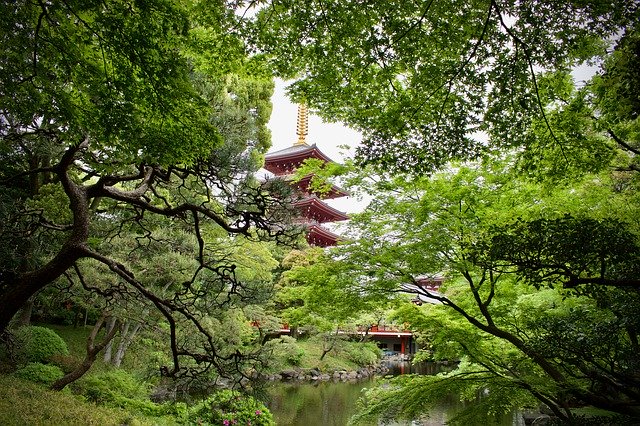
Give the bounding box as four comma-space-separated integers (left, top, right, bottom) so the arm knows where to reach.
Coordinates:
294, 103, 309, 146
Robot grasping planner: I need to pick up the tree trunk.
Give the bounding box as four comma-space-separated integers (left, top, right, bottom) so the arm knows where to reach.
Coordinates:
0, 256, 81, 333
320, 336, 336, 361
0, 142, 92, 334
11, 297, 34, 328
113, 321, 141, 367
51, 315, 119, 391
102, 316, 118, 363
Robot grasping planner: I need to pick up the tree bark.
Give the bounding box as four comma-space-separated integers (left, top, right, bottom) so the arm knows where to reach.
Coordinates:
113, 320, 141, 367
11, 297, 34, 328
0, 142, 91, 334
102, 316, 118, 363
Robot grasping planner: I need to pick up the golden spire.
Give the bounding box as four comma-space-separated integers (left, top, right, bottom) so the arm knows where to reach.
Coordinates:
294, 103, 309, 146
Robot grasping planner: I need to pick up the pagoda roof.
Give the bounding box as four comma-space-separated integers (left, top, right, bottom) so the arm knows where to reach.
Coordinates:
280, 174, 348, 200
294, 195, 349, 223
306, 224, 341, 247
264, 143, 334, 175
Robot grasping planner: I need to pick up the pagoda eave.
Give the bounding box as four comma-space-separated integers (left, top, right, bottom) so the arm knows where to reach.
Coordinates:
294, 196, 348, 222
307, 224, 341, 247
264, 144, 334, 175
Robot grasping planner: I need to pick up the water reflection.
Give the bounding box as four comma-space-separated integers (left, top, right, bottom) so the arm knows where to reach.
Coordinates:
264, 362, 518, 426
266, 379, 371, 426
384, 360, 454, 376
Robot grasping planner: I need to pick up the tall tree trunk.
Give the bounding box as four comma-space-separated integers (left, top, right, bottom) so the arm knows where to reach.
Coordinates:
102, 316, 118, 363
0, 252, 82, 333
51, 315, 119, 391
113, 321, 141, 367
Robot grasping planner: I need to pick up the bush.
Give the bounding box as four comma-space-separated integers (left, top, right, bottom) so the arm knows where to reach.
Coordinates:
113, 397, 188, 420
190, 390, 275, 426
12, 326, 69, 364
262, 336, 307, 371
74, 369, 187, 420
343, 341, 380, 366
14, 362, 65, 385
76, 369, 149, 403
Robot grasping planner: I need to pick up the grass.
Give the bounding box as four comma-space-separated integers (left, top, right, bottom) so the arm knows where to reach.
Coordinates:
0, 374, 148, 426
43, 324, 92, 358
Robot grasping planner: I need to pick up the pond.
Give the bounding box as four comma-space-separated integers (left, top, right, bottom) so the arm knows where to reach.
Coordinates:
265, 362, 521, 425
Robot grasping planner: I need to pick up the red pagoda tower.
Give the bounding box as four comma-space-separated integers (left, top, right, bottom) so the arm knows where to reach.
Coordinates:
264, 104, 348, 247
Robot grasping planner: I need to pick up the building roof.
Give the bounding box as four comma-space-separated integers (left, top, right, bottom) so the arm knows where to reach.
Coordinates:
306, 224, 341, 247
263, 143, 334, 175
294, 195, 349, 223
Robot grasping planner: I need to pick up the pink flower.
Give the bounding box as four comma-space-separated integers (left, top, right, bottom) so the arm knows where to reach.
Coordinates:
255, 410, 262, 416
223, 420, 230, 426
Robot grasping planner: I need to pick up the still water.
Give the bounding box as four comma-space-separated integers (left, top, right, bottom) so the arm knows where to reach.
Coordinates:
265, 362, 519, 426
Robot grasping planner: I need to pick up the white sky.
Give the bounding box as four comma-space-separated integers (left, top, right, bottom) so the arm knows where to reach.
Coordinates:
267, 79, 361, 161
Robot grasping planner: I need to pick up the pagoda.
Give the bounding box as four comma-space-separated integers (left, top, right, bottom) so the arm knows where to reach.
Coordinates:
264, 104, 348, 247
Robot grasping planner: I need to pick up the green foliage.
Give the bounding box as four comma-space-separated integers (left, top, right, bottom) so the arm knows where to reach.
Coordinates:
476, 215, 640, 288
592, 23, 640, 129
76, 369, 149, 404
13, 363, 64, 386
49, 354, 80, 374
0, 374, 148, 425
74, 369, 186, 420
251, 0, 637, 174
352, 359, 538, 425
342, 341, 380, 366
292, 158, 348, 197
0, 0, 290, 383
0, 0, 224, 166
266, 336, 306, 368
276, 248, 389, 331
325, 159, 640, 421
12, 326, 69, 365
190, 390, 275, 426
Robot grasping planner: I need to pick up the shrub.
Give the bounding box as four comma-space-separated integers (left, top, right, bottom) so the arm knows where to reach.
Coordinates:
343, 341, 380, 366
113, 397, 188, 420
14, 362, 65, 385
190, 390, 275, 426
76, 369, 149, 403
74, 369, 187, 420
266, 336, 306, 369
12, 326, 69, 364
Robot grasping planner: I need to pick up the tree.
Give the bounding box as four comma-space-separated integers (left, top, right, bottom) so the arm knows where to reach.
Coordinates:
270, 247, 393, 360
0, 0, 300, 382
246, 1, 640, 421
250, 0, 639, 174
474, 215, 640, 289
329, 161, 640, 422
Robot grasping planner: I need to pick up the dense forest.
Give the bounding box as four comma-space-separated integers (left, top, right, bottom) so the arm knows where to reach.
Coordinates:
1, 0, 639, 424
